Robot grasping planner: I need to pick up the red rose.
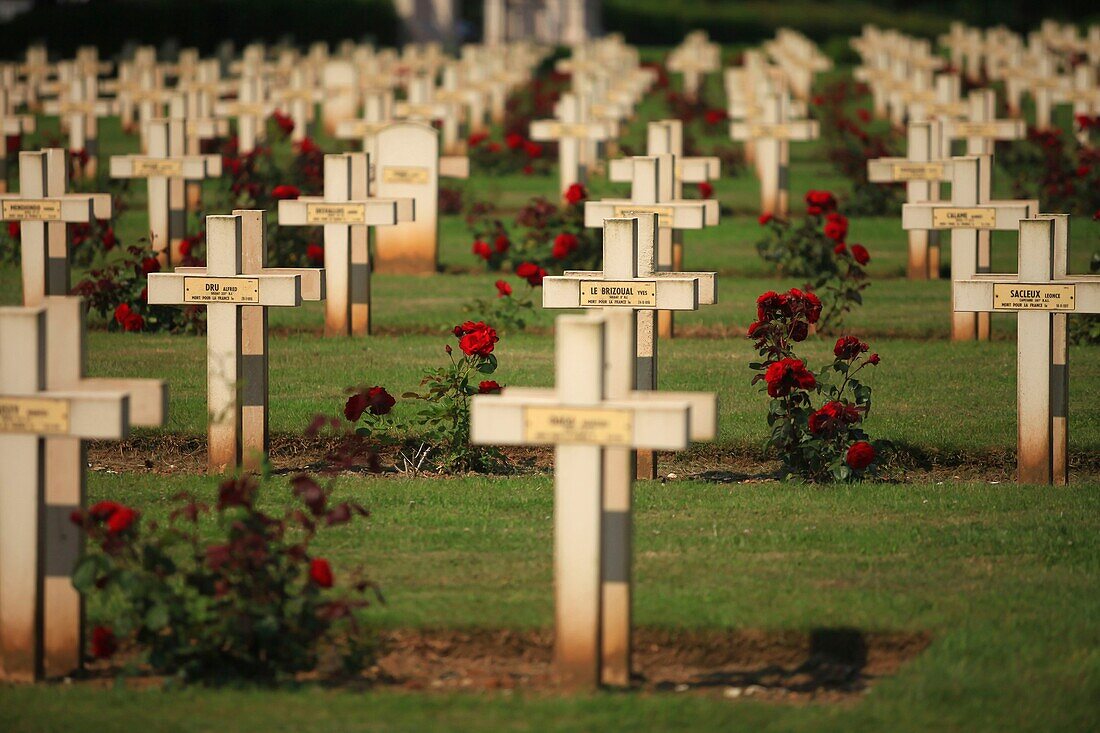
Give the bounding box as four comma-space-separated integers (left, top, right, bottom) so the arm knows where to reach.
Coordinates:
272, 184, 301, 200
468, 131, 488, 147
551, 232, 578, 259
140, 287, 148, 303
564, 183, 587, 205
805, 190, 837, 212
366, 386, 395, 415
823, 213, 848, 242
472, 239, 491, 260
223, 156, 242, 176
309, 558, 334, 588
7, 221, 19, 239
487, 142, 502, 153
856, 109, 871, 123
704, 108, 726, 125
868, 353, 880, 365
756, 290, 788, 321
807, 205, 822, 216
296, 137, 320, 154
113, 304, 144, 332
106, 506, 137, 534
179, 237, 193, 257
1076, 165, 1091, 178
698, 182, 713, 198
495, 279, 512, 297
758, 213, 774, 226
494, 234, 510, 253
834, 243, 847, 255
458, 322, 499, 358
808, 401, 862, 435
89, 501, 124, 520
478, 380, 502, 394
272, 111, 295, 135
846, 441, 875, 470
101, 227, 116, 250
763, 358, 816, 397
505, 132, 524, 149
850, 244, 870, 265
516, 262, 545, 286
834, 335, 868, 360
141, 257, 160, 274
91, 626, 117, 659
523, 140, 543, 159
306, 243, 324, 264
344, 392, 368, 422
522, 164, 534, 175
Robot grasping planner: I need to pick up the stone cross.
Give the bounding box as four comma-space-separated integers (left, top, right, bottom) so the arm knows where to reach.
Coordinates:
0, 306, 130, 682
586, 154, 717, 340
42, 77, 114, 179
214, 77, 273, 155
172, 210, 324, 469
0, 149, 111, 305
867, 120, 952, 279
548, 208, 717, 479
729, 93, 819, 216
470, 306, 716, 690
148, 213, 305, 473
372, 121, 468, 274
902, 155, 1037, 340
321, 60, 360, 136
167, 93, 230, 212
334, 89, 393, 162
272, 67, 321, 143
666, 32, 721, 102
530, 93, 612, 197
38, 296, 167, 677
110, 118, 222, 267
279, 153, 413, 335
395, 75, 464, 155
942, 90, 1025, 156
0, 87, 36, 194
953, 214, 1098, 484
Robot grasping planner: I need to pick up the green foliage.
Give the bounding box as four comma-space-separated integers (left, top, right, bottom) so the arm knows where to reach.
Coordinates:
71, 475, 379, 684
464, 279, 539, 333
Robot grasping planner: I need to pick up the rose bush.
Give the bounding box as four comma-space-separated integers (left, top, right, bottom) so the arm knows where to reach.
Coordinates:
463, 274, 540, 332
748, 287, 886, 482
71, 474, 379, 683
1001, 119, 1100, 216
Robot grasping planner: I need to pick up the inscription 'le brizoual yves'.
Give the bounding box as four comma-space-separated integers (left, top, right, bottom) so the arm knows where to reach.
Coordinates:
578, 280, 657, 307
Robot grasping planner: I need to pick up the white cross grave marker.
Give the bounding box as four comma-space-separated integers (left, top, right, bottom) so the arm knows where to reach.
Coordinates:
729, 93, 819, 216
530, 93, 612, 197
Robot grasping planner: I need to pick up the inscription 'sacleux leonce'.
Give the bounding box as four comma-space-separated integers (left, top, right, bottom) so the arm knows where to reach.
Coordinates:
183, 277, 261, 304
1, 199, 62, 221
306, 202, 366, 225
0, 396, 70, 434
891, 163, 945, 181
131, 158, 185, 177
932, 207, 997, 228
993, 283, 1077, 311
612, 205, 674, 228
523, 406, 634, 446
579, 280, 658, 307
381, 166, 430, 185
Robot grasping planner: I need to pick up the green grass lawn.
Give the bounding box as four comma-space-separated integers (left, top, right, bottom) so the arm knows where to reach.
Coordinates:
0, 60, 1098, 732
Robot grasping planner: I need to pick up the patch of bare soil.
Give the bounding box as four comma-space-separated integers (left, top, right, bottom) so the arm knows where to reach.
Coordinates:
87, 435, 1100, 484
69, 628, 931, 701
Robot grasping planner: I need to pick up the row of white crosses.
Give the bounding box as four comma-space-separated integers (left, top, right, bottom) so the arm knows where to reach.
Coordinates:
472, 216, 717, 690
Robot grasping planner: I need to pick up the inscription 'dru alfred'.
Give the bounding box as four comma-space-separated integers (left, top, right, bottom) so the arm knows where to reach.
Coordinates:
523, 406, 634, 446
579, 280, 657, 307
183, 277, 260, 304
381, 166, 430, 185
993, 284, 1076, 311
0, 396, 70, 434
892, 163, 945, 181
306, 202, 366, 225
1, 199, 62, 221
932, 207, 997, 228
131, 158, 184, 177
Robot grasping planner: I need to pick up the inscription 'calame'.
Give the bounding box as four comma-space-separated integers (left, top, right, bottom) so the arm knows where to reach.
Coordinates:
932, 207, 997, 228
579, 280, 657, 307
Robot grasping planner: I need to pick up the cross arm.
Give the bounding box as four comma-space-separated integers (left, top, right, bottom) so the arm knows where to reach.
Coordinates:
75, 378, 166, 427
0, 115, 35, 135
1, 390, 130, 439
867, 157, 952, 182
147, 272, 303, 307
470, 391, 694, 450
729, 119, 820, 141
172, 266, 326, 301
562, 269, 718, 305
902, 200, 1036, 231
278, 198, 398, 227
335, 120, 387, 139
109, 155, 220, 180
543, 274, 699, 310
529, 119, 611, 142
679, 157, 721, 183
944, 119, 1025, 140
953, 275, 1100, 314
585, 200, 708, 230
440, 156, 469, 179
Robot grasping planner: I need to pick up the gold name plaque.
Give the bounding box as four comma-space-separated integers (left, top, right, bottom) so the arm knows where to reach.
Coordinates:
524, 407, 634, 446
932, 207, 997, 228
0, 397, 70, 435
579, 280, 657, 307
131, 158, 184, 176
306, 203, 366, 225
612, 205, 674, 228
993, 284, 1076, 311
183, 277, 260, 304
748, 124, 791, 139
892, 163, 945, 181
1, 199, 62, 221
953, 123, 1000, 137
382, 166, 430, 185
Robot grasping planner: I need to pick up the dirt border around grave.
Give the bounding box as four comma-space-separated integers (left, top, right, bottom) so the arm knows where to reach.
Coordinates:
86, 434, 1100, 483
65, 627, 932, 701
